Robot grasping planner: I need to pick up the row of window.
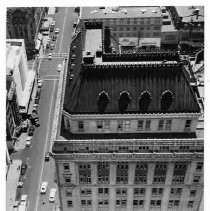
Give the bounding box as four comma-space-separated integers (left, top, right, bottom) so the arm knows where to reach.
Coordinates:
66, 199, 196, 208
112, 26, 161, 31
66, 187, 198, 197
112, 32, 160, 38
78, 119, 192, 132
102, 18, 161, 25
63, 162, 202, 185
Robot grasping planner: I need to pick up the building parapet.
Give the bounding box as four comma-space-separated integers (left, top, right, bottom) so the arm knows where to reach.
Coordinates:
62, 110, 201, 119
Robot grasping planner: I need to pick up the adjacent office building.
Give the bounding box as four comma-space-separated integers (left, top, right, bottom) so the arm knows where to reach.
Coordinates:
52, 15, 204, 211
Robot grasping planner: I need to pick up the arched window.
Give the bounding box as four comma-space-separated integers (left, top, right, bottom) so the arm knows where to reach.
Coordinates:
97, 91, 110, 113
118, 91, 131, 113
160, 90, 173, 112
139, 91, 152, 112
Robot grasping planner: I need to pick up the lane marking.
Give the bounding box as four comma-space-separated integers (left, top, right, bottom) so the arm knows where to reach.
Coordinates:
34, 80, 56, 211
58, 8, 68, 54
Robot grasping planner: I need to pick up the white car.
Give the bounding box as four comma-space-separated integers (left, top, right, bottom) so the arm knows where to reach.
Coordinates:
40, 181, 48, 194
48, 53, 52, 60
57, 64, 62, 72
49, 188, 57, 202
20, 195, 28, 202
55, 28, 59, 34
26, 139, 31, 147
51, 21, 55, 26
47, 37, 51, 43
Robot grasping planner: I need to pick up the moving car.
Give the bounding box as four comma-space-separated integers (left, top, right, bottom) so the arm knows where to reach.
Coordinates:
48, 53, 52, 60
57, 64, 62, 72
40, 181, 48, 194
45, 152, 50, 162
21, 164, 27, 175
55, 28, 59, 34
49, 188, 57, 202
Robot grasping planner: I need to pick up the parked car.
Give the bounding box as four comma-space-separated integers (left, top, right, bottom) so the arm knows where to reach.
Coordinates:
50, 44, 55, 50
17, 181, 24, 188
35, 119, 40, 127
20, 195, 28, 203
48, 53, 52, 60
73, 22, 77, 27
28, 126, 34, 136
52, 36, 57, 41
45, 152, 50, 162
20, 164, 27, 175
34, 98, 39, 104
13, 201, 20, 211
55, 28, 59, 34
37, 81, 43, 88
49, 188, 57, 202
57, 64, 62, 72
40, 181, 48, 194
26, 139, 31, 147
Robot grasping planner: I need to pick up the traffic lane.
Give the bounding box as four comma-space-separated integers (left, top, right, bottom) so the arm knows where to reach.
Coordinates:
33, 79, 59, 211
53, 7, 74, 53
21, 80, 58, 211
39, 58, 63, 76
56, 8, 75, 53
38, 158, 58, 211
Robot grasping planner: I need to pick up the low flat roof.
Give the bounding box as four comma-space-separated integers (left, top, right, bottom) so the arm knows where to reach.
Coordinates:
81, 6, 161, 20
176, 6, 204, 22
85, 29, 102, 54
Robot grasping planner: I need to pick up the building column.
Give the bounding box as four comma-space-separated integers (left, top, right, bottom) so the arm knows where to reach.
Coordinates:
110, 162, 116, 185
185, 161, 197, 184
165, 163, 175, 185
179, 187, 188, 211
92, 187, 98, 211
91, 162, 97, 185
127, 186, 133, 211
70, 162, 77, 184
145, 186, 152, 210
109, 186, 115, 211
147, 162, 155, 185
161, 163, 175, 211
162, 187, 171, 211
128, 162, 135, 185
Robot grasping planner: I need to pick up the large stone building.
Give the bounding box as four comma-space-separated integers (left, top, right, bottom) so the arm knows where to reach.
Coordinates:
6, 39, 36, 117
6, 7, 47, 59
51, 16, 204, 211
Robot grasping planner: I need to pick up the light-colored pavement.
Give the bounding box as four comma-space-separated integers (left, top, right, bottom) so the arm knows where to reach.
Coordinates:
6, 160, 22, 211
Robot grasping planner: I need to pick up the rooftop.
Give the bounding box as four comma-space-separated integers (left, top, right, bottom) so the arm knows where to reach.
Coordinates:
81, 6, 162, 20
176, 6, 204, 23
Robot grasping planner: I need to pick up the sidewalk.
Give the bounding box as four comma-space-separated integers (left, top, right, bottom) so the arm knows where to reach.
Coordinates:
6, 160, 22, 211
14, 133, 28, 151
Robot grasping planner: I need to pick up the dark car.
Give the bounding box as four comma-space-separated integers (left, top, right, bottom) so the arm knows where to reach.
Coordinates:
52, 36, 57, 41
21, 164, 27, 175
28, 126, 35, 136
45, 152, 50, 162
35, 119, 40, 127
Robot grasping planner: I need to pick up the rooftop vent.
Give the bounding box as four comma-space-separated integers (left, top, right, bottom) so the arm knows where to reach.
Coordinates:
90, 10, 98, 14
140, 9, 147, 14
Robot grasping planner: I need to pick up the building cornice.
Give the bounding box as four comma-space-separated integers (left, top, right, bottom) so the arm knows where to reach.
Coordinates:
52, 152, 203, 162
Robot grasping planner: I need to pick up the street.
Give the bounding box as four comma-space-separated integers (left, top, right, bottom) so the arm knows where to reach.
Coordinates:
10, 7, 76, 211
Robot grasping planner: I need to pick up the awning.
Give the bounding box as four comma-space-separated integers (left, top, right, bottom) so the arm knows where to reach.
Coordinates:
119, 37, 138, 46
35, 40, 41, 50
139, 38, 161, 48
